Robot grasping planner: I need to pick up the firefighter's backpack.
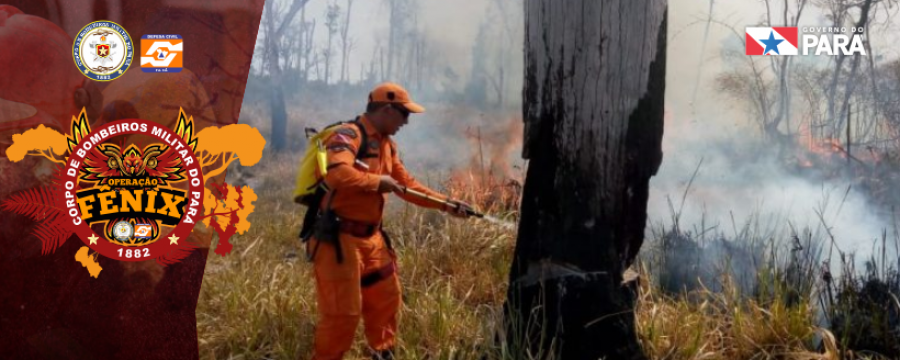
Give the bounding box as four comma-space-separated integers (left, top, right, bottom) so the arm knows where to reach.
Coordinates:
292, 118, 369, 206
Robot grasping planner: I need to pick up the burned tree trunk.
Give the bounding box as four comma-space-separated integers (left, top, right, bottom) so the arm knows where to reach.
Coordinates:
506, 1, 667, 359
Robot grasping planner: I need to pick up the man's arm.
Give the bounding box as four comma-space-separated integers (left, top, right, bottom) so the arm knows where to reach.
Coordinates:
321, 126, 380, 192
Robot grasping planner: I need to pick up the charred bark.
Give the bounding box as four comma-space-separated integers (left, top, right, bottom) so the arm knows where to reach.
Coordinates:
506, 1, 667, 359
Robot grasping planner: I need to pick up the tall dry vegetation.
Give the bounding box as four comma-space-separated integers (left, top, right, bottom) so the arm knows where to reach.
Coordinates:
198, 159, 900, 359
197, 150, 518, 360
197, 101, 900, 359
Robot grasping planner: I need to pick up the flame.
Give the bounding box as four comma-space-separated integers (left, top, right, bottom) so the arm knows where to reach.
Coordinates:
795, 117, 884, 169
67, 108, 92, 153
175, 108, 198, 152
444, 114, 523, 214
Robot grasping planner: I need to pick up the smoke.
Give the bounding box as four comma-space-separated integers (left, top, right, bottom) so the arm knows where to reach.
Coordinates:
245, 0, 526, 180
298, 0, 524, 98
647, 114, 893, 260
303, 0, 488, 76
647, 0, 899, 266
392, 106, 525, 184
246, 0, 900, 266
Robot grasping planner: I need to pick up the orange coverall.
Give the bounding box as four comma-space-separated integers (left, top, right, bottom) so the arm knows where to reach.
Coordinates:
309, 115, 448, 359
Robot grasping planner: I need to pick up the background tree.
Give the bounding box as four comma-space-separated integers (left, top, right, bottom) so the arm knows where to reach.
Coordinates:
261, 0, 309, 152
464, 22, 490, 110
297, 6, 318, 84
486, 0, 522, 108
323, 2, 341, 85
382, 0, 416, 81
339, 0, 355, 85
714, 0, 896, 158
505, 1, 668, 359
765, 0, 809, 142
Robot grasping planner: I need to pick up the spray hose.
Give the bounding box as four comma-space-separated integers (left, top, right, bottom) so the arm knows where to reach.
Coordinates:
399, 187, 485, 218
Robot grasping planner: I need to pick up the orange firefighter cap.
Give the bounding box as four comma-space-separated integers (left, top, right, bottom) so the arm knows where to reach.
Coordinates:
368, 82, 425, 114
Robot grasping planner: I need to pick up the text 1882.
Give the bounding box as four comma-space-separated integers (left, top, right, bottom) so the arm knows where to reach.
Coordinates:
118, 248, 150, 258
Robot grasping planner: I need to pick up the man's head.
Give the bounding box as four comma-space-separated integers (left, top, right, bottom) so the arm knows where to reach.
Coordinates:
365, 82, 424, 136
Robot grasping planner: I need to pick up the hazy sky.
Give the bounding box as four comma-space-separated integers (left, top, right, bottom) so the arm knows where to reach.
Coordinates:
300, 0, 494, 83
290, 0, 900, 94
290, 0, 900, 256
281, 0, 900, 256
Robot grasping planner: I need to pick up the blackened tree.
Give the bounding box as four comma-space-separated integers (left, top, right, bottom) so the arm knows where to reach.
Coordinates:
506, 1, 668, 359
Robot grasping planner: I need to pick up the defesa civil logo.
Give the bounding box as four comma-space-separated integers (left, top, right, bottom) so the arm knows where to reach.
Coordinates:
141, 34, 183, 73
73, 20, 134, 81
746, 26, 867, 56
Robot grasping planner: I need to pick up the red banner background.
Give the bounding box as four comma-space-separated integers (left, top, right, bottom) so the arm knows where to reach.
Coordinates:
0, 1, 264, 358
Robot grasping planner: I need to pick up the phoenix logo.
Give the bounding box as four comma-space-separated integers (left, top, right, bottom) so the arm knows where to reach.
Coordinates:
1, 107, 266, 277
64, 112, 200, 248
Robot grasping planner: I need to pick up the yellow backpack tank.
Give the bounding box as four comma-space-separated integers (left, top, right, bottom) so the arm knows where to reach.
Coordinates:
293, 119, 368, 205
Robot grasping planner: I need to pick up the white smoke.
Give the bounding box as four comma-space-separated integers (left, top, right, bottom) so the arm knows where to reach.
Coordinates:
259, 0, 900, 264
648, 0, 899, 265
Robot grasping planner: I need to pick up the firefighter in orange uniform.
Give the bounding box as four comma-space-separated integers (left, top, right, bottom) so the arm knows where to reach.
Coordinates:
308, 82, 473, 360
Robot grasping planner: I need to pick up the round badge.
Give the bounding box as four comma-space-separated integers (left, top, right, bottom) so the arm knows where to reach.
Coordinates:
73, 20, 134, 82
59, 118, 204, 262
113, 221, 134, 242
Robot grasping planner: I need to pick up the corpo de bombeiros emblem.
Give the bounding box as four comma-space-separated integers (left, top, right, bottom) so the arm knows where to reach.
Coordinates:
61, 111, 204, 262
2, 108, 266, 277
73, 20, 134, 81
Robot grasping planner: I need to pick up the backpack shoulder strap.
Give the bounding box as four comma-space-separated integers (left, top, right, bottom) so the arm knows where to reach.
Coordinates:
321, 118, 367, 156
351, 117, 376, 159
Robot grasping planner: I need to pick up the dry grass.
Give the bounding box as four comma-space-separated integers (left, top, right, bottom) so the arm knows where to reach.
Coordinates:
635, 268, 832, 360
197, 153, 898, 360
198, 103, 898, 359
197, 153, 517, 360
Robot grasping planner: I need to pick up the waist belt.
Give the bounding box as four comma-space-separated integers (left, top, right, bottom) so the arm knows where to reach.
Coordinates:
338, 219, 379, 237
361, 262, 396, 288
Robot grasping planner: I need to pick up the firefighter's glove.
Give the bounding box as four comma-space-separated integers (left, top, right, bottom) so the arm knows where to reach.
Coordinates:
377, 175, 403, 194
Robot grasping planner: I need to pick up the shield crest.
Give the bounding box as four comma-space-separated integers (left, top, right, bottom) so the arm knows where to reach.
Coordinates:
96, 44, 110, 58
